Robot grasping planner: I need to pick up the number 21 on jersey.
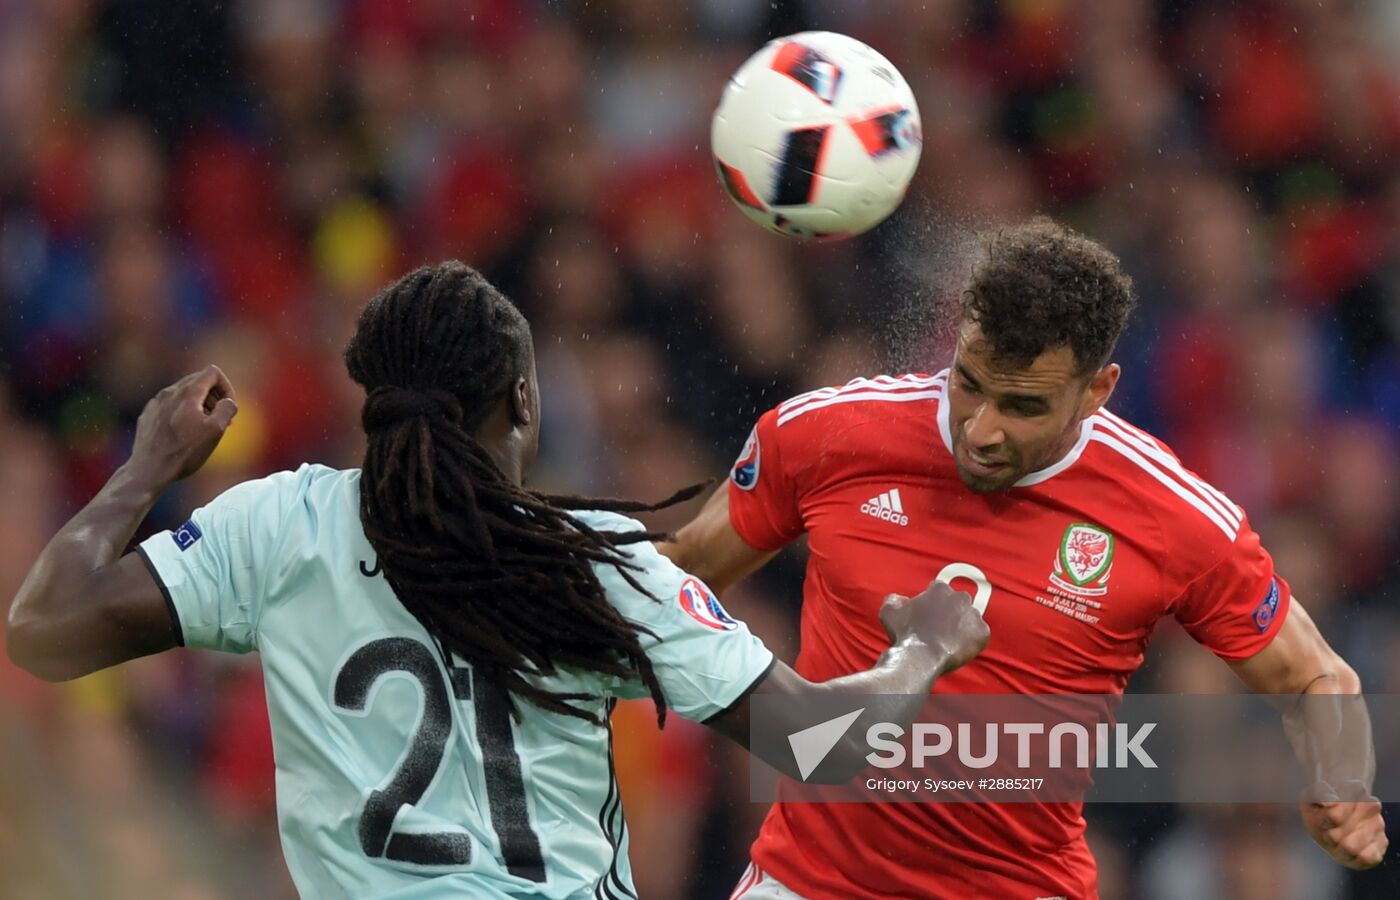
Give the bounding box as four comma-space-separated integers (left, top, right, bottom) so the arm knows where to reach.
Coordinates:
333, 637, 545, 880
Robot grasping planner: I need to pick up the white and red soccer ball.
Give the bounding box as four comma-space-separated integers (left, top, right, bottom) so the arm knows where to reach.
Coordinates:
711, 31, 922, 240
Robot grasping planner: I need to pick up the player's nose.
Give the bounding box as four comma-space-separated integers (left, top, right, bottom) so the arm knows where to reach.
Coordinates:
963, 404, 1005, 448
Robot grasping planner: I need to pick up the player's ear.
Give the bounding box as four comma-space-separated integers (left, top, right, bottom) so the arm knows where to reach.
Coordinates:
1080, 363, 1120, 418
510, 375, 533, 427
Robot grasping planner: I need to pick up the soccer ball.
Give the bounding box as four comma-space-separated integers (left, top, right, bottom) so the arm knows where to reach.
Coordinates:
711, 31, 922, 240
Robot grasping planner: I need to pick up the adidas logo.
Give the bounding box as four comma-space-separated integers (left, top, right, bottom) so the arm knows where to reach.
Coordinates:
860, 488, 909, 526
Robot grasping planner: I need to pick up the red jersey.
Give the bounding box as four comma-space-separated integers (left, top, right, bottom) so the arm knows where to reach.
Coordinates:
730, 372, 1291, 900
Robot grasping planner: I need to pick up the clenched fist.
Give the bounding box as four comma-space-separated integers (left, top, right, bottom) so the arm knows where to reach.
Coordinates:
880, 580, 990, 675
128, 365, 239, 486
1301, 797, 1388, 870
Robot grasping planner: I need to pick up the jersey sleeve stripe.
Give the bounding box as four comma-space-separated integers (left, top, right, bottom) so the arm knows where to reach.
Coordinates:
776, 387, 944, 426
1092, 415, 1243, 529
1094, 413, 1242, 525
1098, 409, 1167, 451
729, 863, 760, 899
1114, 411, 1244, 518
1097, 411, 1243, 520
1089, 430, 1239, 540
1099, 411, 1243, 518
777, 374, 945, 416
778, 376, 940, 413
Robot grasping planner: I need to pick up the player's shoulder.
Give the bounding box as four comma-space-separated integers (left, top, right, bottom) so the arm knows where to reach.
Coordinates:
569, 510, 681, 606
1083, 409, 1247, 546
768, 371, 947, 436
568, 509, 667, 568
253, 462, 355, 506
207, 462, 337, 507
750, 373, 947, 488
208, 464, 355, 536
297, 462, 359, 500
569, 508, 648, 535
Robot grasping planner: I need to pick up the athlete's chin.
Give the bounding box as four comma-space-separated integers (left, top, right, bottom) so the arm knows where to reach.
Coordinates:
953, 463, 1019, 494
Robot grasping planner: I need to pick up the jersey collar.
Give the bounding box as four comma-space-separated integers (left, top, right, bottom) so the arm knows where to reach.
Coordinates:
936, 374, 1094, 488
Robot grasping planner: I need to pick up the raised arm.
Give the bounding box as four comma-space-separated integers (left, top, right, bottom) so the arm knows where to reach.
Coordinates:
1230, 598, 1387, 870
659, 485, 776, 594
703, 581, 989, 783
7, 366, 237, 680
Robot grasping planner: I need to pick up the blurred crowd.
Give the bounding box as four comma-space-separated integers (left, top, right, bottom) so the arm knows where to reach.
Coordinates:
1, 0, 1399, 897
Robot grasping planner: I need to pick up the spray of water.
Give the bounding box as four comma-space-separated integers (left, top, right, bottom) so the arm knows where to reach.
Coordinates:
868, 196, 983, 376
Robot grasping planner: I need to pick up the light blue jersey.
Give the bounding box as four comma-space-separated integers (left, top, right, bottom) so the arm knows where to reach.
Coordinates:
138, 464, 774, 899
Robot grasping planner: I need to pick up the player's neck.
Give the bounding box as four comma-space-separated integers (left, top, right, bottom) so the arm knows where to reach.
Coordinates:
1041, 418, 1089, 470
473, 402, 527, 486
474, 437, 524, 486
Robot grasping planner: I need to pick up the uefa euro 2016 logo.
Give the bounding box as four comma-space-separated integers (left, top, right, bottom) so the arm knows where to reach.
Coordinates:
678, 578, 739, 631
731, 427, 760, 491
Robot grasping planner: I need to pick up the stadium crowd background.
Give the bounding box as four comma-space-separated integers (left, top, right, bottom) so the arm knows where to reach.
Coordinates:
1, 0, 1398, 897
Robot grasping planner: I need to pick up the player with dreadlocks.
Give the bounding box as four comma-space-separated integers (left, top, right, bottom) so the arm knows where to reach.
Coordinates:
346, 262, 689, 727
8, 261, 988, 899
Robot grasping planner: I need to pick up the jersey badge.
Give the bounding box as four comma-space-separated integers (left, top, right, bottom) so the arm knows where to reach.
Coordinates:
1253, 578, 1281, 632
678, 578, 738, 631
731, 427, 761, 491
172, 519, 203, 551
1049, 523, 1115, 598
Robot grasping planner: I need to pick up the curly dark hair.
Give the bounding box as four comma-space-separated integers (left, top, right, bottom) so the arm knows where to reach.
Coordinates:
344, 262, 701, 729
961, 217, 1137, 375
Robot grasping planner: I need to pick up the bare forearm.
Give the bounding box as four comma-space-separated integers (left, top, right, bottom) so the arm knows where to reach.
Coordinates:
1285, 661, 1374, 797
817, 638, 950, 698
706, 582, 986, 782
1231, 600, 1374, 795
24, 462, 163, 584
759, 639, 952, 782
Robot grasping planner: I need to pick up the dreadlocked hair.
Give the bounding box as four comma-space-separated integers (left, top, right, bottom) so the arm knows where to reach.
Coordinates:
344, 261, 702, 728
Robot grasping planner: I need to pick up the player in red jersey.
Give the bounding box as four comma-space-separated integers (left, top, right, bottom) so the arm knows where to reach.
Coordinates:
663, 219, 1386, 899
